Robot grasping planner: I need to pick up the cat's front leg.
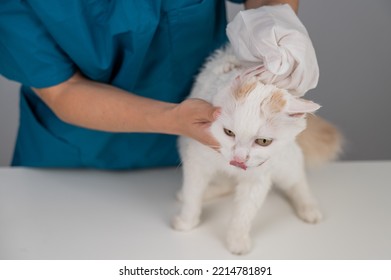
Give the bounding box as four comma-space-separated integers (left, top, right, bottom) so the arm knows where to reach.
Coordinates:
282, 175, 323, 224
172, 157, 213, 232
273, 157, 323, 224
226, 175, 271, 255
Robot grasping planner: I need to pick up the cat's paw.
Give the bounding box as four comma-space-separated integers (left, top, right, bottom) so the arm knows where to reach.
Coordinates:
171, 215, 199, 231
226, 232, 252, 255
297, 204, 323, 224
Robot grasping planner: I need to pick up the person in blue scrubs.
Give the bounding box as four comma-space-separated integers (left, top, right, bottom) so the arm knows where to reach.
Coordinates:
0, 0, 298, 169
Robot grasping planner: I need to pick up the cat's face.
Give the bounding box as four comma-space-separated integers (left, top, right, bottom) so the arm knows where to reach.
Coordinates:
210, 80, 320, 170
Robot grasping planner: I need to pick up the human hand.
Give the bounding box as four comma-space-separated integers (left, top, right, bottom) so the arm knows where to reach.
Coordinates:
171, 98, 221, 149
227, 4, 319, 96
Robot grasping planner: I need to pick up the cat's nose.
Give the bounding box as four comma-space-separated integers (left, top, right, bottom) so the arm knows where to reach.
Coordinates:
233, 155, 248, 163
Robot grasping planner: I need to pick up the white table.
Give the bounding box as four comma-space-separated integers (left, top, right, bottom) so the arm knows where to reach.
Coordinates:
0, 161, 390, 260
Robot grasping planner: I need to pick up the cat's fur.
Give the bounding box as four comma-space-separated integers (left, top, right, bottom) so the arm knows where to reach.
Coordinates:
172, 46, 342, 255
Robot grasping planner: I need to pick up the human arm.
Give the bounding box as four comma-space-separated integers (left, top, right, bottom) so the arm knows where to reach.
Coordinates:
33, 72, 220, 149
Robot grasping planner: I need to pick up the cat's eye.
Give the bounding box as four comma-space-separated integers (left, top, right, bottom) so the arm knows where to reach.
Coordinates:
223, 128, 235, 137
255, 138, 273, 147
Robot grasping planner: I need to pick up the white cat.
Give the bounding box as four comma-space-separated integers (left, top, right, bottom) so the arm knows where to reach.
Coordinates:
172, 46, 342, 255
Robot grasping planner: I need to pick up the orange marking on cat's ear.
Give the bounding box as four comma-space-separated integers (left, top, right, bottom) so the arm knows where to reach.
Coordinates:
234, 81, 257, 100
267, 90, 287, 113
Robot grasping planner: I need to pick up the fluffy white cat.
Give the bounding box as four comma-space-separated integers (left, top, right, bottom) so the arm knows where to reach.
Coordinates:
172, 46, 342, 255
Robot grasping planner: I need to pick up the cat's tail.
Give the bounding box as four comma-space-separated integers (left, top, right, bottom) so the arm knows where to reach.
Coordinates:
297, 114, 343, 167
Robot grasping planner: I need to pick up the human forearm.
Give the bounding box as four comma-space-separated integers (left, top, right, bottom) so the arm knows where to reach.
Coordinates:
244, 0, 299, 13
33, 72, 177, 133
33, 72, 220, 148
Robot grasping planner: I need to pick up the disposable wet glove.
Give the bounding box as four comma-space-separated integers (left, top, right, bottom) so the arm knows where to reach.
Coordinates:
227, 4, 319, 96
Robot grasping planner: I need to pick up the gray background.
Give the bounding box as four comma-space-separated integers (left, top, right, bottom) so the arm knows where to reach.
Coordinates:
1, 0, 391, 166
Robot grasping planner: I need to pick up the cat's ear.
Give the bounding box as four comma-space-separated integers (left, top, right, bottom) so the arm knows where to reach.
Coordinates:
286, 96, 321, 117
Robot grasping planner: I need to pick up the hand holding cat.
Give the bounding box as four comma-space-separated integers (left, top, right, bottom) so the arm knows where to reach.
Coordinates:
227, 4, 319, 96
171, 98, 221, 149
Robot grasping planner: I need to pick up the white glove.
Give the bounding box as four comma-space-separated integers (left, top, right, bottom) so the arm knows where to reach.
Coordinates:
226, 4, 319, 96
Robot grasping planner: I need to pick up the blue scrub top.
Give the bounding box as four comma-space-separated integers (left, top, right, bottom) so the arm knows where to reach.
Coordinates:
0, 0, 243, 169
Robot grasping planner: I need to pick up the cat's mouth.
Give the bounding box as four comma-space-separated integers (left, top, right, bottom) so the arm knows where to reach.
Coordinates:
229, 160, 267, 170
229, 160, 247, 170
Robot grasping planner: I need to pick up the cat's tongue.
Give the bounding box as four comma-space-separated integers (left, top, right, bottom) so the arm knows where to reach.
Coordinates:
229, 160, 247, 170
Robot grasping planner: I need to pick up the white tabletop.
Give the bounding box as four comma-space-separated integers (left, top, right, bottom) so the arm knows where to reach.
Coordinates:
0, 161, 390, 260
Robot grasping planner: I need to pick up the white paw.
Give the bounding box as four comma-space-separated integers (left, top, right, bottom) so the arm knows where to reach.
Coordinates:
297, 205, 323, 224
171, 215, 199, 231
226, 233, 252, 255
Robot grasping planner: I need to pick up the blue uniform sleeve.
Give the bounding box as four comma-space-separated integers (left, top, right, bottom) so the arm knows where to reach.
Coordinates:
0, 1, 75, 88
227, 0, 246, 3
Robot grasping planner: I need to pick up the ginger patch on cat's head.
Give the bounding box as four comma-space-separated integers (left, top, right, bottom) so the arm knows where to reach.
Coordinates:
266, 90, 287, 114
